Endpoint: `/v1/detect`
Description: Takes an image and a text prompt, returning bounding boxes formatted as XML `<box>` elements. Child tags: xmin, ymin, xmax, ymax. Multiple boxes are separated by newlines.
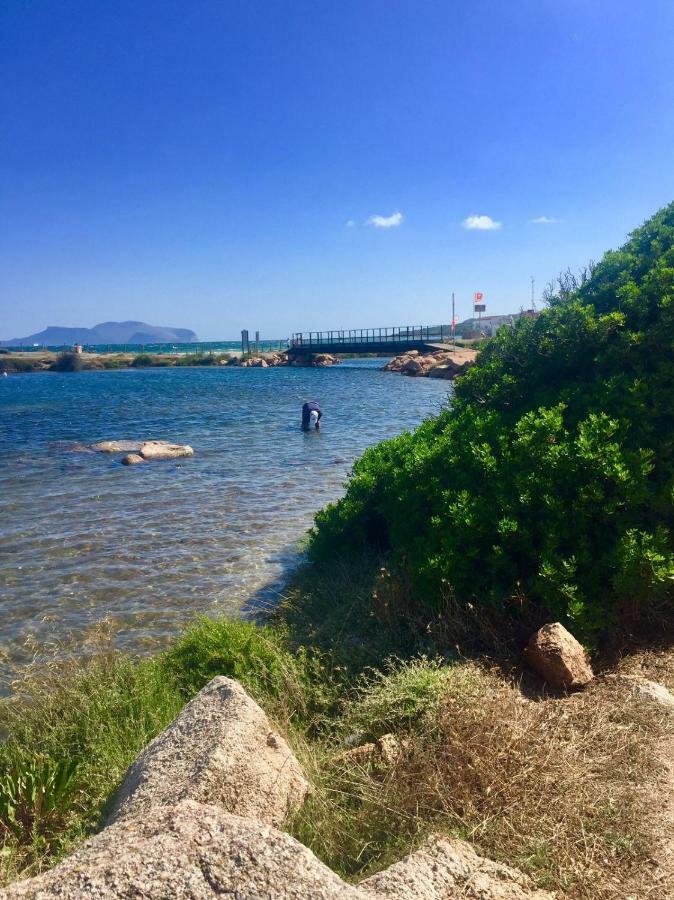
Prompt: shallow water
<box><xmin>0</xmin><ymin>361</ymin><xmax>449</xmax><ymax>688</ymax></box>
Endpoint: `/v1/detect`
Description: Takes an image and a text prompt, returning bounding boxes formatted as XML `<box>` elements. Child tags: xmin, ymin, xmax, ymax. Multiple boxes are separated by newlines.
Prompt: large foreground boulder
<box><xmin>360</xmin><ymin>833</ymin><xmax>553</xmax><ymax>900</ymax></box>
<box><xmin>1</xmin><ymin>801</ymin><xmax>361</xmax><ymax>900</ymax></box>
<box><xmin>2</xmin><ymin>801</ymin><xmax>552</xmax><ymax>900</ymax></box>
<box><xmin>107</xmin><ymin>677</ymin><xmax>309</xmax><ymax>828</ymax></box>
<box><xmin>524</xmin><ymin>623</ymin><xmax>594</xmax><ymax>690</ymax></box>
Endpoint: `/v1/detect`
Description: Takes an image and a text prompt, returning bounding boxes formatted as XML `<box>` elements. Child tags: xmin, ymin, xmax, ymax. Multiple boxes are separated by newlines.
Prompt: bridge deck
<box><xmin>289</xmin><ymin>325</ymin><xmax>453</xmax><ymax>355</ymax></box>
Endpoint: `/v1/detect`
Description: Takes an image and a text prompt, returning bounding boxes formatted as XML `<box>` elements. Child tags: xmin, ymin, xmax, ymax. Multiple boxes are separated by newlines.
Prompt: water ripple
<box><xmin>0</xmin><ymin>361</ymin><xmax>449</xmax><ymax>688</ymax></box>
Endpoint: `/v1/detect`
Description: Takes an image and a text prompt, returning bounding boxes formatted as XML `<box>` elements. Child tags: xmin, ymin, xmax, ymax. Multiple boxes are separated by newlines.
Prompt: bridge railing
<box><xmin>290</xmin><ymin>324</ymin><xmax>449</xmax><ymax>348</ymax></box>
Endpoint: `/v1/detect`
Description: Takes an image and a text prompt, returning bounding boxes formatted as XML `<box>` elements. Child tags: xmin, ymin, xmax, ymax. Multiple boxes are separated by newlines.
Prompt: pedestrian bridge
<box><xmin>289</xmin><ymin>324</ymin><xmax>452</xmax><ymax>357</ymax></box>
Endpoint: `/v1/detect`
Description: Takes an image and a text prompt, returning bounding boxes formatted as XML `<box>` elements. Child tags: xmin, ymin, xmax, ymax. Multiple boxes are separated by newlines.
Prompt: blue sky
<box><xmin>1</xmin><ymin>1</ymin><xmax>673</xmax><ymax>341</ymax></box>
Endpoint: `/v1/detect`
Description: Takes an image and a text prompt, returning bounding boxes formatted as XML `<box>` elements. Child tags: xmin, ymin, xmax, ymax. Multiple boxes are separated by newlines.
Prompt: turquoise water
<box><xmin>0</xmin><ymin>361</ymin><xmax>449</xmax><ymax>689</ymax></box>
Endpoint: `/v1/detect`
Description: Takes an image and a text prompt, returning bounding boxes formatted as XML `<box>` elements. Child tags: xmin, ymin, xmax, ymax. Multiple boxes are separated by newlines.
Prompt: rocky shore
<box><xmin>4</xmin><ymin>619</ymin><xmax>672</xmax><ymax>899</ymax></box>
<box><xmin>0</xmin><ymin>349</ymin><xmax>341</xmax><ymax>374</ymax></box>
<box><xmin>233</xmin><ymin>351</ymin><xmax>340</xmax><ymax>368</ymax></box>
<box><xmin>1</xmin><ymin>677</ymin><xmax>553</xmax><ymax>899</ymax></box>
<box><xmin>383</xmin><ymin>347</ymin><xmax>477</xmax><ymax>379</ymax></box>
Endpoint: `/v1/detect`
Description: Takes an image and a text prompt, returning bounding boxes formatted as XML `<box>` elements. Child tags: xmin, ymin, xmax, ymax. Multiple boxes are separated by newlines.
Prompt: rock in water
<box><xmin>121</xmin><ymin>453</ymin><xmax>145</xmax><ymax>465</ymax></box>
<box><xmin>107</xmin><ymin>677</ymin><xmax>309</xmax><ymax>828</ymax></box>
<box><xmin>91</xmin><ymin>440</ymin><xmax>141</xmax><ymax>453</ymax></box>
<box><xmin>139</xmin><ymin>440</ymin><xmax>194</xmax><ymax>460</ymax></box>
<box><xmin>524</xmin><ymin>622</ymin><xmax>594</xmax><ymax>690</ymax></box>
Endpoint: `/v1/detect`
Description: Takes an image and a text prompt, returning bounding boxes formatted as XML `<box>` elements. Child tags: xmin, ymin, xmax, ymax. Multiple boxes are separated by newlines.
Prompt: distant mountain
<box><xmin>0</xmin><ymin>321</ymin><xmax>199</xmax><ymax>347</ymax></box>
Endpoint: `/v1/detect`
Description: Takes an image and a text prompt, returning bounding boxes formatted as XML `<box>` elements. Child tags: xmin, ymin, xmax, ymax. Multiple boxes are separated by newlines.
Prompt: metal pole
<box><xmin>452</xmin><ymin>292</ymin><xmax>455</xmax><ymax>346</ymax></box>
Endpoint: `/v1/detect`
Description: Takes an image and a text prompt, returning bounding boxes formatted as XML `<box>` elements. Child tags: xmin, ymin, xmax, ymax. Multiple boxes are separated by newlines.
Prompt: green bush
<box><xmin>49</xmin><ymin>352</ymin><xmax>82</xmax><ymax>372</ymax></box>
<box><xmin>173</xmin><ymin>352</ymin><xmax>230</xmax><ymax>366</ymax></box>
<box><xmin>310</xmin><ymin>203</ymin><xmax>674</xmax><ymax>642</ymax></box>
<box><xmin>131</xmin><ymin>353</ymin><xmax>154</xmax><ymax>367</ymax></box>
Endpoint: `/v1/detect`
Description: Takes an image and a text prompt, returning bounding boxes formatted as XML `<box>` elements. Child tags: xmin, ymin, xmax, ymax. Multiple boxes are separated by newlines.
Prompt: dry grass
<box><xmin>613</xmin><ymin>647</ymin><xmax>674</xmax><ymax>694</ymax></box>
<box><xmin>291</xmin><ymin>661</ymin><xmax>670</xmax><ymax>899</ymax></box>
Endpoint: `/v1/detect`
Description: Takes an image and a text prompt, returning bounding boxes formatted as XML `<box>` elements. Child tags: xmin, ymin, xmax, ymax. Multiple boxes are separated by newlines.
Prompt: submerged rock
<box><xmin>90</xmin><ymin>440</ymin><xmax>193</xmax><ymax>460</ymax></box>
<box><xmin>121</xmin><ymin>453</ymin><xmax>145</xmax><ymax>466</ymax></box>
<box><xmin>139</xmin><ymin>440</ymin><xmax>194</xmax><ymax>460</ymax></box>
<box><xmin>91</xmin><ymin>440</ymin><xmax>141</xmax><ymax>453</ymax></box>
<box><xmin>107</xmin><ymin>676</ymin><xmax>309</xmax><ymax>828</ymax></box>
<box><xmin>524</xmin><ymin>623</ymin><xmax>594</xmax><ymax>690</ymax></box>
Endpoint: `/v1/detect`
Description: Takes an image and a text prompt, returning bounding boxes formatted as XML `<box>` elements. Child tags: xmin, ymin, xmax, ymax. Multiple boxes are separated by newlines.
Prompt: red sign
<box><xmin>473</xmin><ymin>292</ymin><xmax>483</xmax><ymax>302</ymax></box>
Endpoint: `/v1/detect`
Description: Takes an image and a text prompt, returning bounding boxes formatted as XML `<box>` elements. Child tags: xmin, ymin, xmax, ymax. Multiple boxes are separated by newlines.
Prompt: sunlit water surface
<box><xmin>0</xmin><ymin>361</ymin><xmax>449</xmax><ymax>689</ymax></box>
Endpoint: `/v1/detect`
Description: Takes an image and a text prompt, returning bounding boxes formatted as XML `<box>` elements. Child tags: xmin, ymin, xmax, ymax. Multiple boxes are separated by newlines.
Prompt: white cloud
<box><xmin>530</xmin><ymin>215</ymin><xmax>561</xmax><ymax>224</ymax></box>
<box><xmin>365</xmin><ymin>210</ymin><xmax>403</xmax><ymax>229</ymax></box>
<box><xmin>462</xmin><ymin>214</ymin><xmax>502</xmax><ymax>231</ymax></box>
<box><xmin>345</xmin><ymin>219</ymin><xmax>356</xmax><ymax>228</ymax></box>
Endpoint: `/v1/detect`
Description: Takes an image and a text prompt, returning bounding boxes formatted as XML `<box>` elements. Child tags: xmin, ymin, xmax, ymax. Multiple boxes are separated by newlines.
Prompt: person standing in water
<box><xmin>302</xmin><ymin>400</ymin><xmax>322</xmax><ymax>431</ymax></box>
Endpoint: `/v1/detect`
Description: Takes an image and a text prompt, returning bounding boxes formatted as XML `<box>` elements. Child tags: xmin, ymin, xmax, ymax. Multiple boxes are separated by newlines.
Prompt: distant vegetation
<box><xmin>0</xmin><ymin>357</ymin><xmax>38</xmax><ymax>374</ymax></box>
<box><xmin>131</xmin><ymin>351</ymin><xmax>231</xmax><ymax>367</ymax></box>
<box><xmin>130</xmin><ymin>353</ymin><xmax>170</xmax><ymax>368</ymax></box>
<box><xmin>173</xmin><ymin>352</ymin><xmax>230</xmax><ymax>366</ymax></box>
<box><xmin>49</xmin><ymin>352</ymin><xmax>83</xmax><ymax>373</ymax></box>
<box><xmin>310</xmin><ymin>203</ymin><xmax>674</xmax><ymax>644</ymax></box>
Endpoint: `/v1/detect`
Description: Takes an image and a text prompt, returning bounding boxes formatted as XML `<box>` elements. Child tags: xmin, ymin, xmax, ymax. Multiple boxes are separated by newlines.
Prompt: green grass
<box><xmin>100</xmin><ymin>356</ymin><xmax>129</xmax><ymax>369</ymax></box>
<box><xmin>0</xmin><ymin>615</ymin><xmax>333</xmax><ymax>883</ymax></box>
<box><xmin>0</xmin><ymin>654</ymin><xmax>182</xmax><ymax>881</ymax></box>
<box><xmin>338</xmin><ymin>657</ymin><xmax>477</xmax><ymax>741</ymax></box>
<box><xmin>162</xmin><ymin>616</ymin><xmax>333</xmax><ymax>729</ymax></box>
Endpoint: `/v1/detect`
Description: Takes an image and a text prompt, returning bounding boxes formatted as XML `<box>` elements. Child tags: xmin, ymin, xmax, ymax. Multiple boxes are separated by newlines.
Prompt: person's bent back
<box><xmin>302</xmin><ymin>401</ymin><xmax>322</xmax><ymax>430</ymax></box>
